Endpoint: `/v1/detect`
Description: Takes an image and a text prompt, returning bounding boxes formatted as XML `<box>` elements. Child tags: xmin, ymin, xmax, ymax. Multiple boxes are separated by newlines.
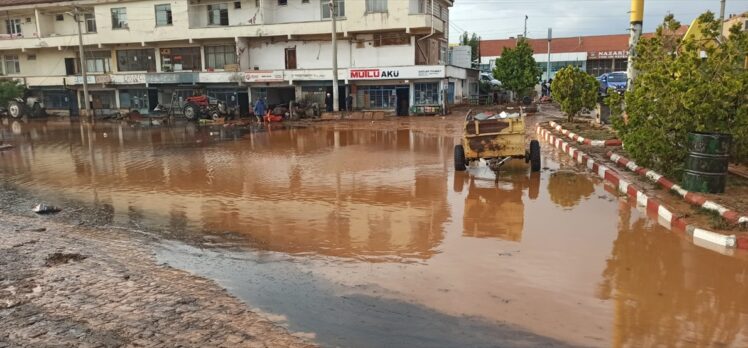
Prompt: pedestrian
<box><xmin>492</xmin><ymin>90</ymin><xmax>499</xmax><ymax>105</ymax></box>
<box><xmin>345</xmin><ymin>93</ymin><xmax>353</xmax><ymax>112</ymax></box>
<box><xmin>325</xmin><ymin>92</ymin><xmax>333</xmax><ymax>112</ymax></box>
<box><xmin>541</xmin><ymin>80</ymin><xmax>548</xmax><ymax>97</ymax></box>
<box><xmin>547</xmin><ymin>78</ymin><xmax>553</xmax><ymax>96</ymax></box>
<box><xmin>253</xmin><ymin>97</ymin><xmax>266</xmax><ymax>123</ymax></box>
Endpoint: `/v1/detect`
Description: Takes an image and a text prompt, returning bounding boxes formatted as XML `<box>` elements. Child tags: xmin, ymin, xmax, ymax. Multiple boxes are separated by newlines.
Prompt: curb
<box><xmin>606</xmin><ymin>151</ymin><xmax>748</xmax><ymax>226</ymax></box>
<box><xmin>548</xmin><ymin>120</ymin><xmax>622</xmax><ymax>147</ymax></box>
<box><xmin>536</xmin><ymin>124</ymin><xmax>741</xmax><ymax>250</ymax></box>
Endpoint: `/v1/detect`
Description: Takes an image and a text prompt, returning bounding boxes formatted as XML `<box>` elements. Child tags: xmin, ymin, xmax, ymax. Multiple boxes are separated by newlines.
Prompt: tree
<box><xmin>608</xmin><ymin>12</ymin><xmax>748</xmax><ymax>176</ymax></box>
<box><xmin>551</xmin><ymin>66</ymin><xmax>599</xmax><ymax>122</ymax></box>
<box><xmin>493</xmin><ymin>38</ymin><xmax>541</xmax><ymax>100</ymax></box>
<box><xmin>0</xmin><ymin>79</ymin><xmax>24</xmax><ymax>108</ymax></box>
<box><xmin>459</xmin><ymin>32</ymin><xmax>481</xmax><ymax>64</ymax></box>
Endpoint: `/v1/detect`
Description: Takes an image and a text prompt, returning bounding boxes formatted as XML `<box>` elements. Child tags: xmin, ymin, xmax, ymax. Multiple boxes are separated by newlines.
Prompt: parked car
<box><xmin>597</xmin><ymin>72</ymin><xmax>627</xmax><ymax>96</ymax></box>
<box><xmin>480</xmin><ymin>73</ymin><xmax>501</xmax><ymax>87</ymax></box>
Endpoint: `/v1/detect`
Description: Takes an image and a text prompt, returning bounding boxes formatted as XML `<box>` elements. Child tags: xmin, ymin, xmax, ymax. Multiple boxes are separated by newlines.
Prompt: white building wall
<box><xmin>49</xmin><ymin>13</ymin><xmax>81</xmax><ymax>37</ymax></box>
<box><xmin>262</xmin><ymin>0</ymin><xmax>321</xmax><ymax>23</ymax></box>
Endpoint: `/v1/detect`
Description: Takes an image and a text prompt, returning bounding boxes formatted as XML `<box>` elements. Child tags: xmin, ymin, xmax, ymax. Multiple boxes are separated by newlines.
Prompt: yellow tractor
<box><xmin>454</xmin><ymin>108</ymin><xmax>540</xmax><ymax>172</ymax></box>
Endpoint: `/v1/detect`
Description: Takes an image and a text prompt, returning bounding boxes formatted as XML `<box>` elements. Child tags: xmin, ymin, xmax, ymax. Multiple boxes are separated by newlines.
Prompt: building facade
<box><xmin>0</xmin><ymin>0</ymin><xmax>477</xmax><ymax>116</ymax></box>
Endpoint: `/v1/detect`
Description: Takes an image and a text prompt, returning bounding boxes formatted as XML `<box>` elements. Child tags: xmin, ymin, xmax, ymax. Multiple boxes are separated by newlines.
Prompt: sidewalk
<box><xmin>0</xmin><ymin>213</ymin><xmax>315</xmax><ymax>348</ymax></box>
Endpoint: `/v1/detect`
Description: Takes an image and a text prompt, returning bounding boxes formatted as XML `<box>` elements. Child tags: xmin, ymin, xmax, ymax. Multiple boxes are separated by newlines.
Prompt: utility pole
<box><xmin>523</xmin><ymin>15</ymin><xmax>528</xmax><ymax>38</ymax></box>
<box><xmin>626</xmin><ymin>0</ymin><xmax>644</xmax><ymax>92</ymax></box>
<box><xmin>330</xmin><ymin>0</ymin><xmax>339</xmax><ymax>112</ymax></box>
<box><xmin>547</xmin><ymin>28</ymin><xmax>552</xmax><ymax>81</ymax></box>
<box><xmin>719</xmin><ymin>0</ymin><xmax>726</xmax><ymax>39</ymax></box>
<box><xmin>72</xmin><ymin>7</ymin><xmax>91</xmax><ymax>120</ymax></box>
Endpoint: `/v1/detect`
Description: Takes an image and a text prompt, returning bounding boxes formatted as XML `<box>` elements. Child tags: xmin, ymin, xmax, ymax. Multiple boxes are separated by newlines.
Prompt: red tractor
<box><xmin>182</xmin><ymin>95</ymin><xmax>229</xmax><ymax>121</ymax></box>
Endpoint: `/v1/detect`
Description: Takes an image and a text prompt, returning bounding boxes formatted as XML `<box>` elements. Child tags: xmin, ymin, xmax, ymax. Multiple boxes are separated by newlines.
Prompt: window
<box><xmin>278</xmin><ymin>0</ymin><xmax>287</xmax><ymax>5</ymax></box>
<box><xmin>119</xmin><ymin>89</ymin><xmax>150</xmax><ymax>111</ymax></box>
<box><xmin>366</xmin><ymin>0</ymin><xmax>387</xmax><ymax>13</ymax></box>
<box><xmin>56</xmin><ymin>14</ymin><xmax>64</xmax><ymax>21</ymax></box>
<box><xmin>251</xmin><ymin>87</ymin><xmax>267</xmax><ymax>103</ymax></box>
<box><xmin>414</xmin><ymin>82</ymin><xmax>438</xmax><ymax>105</ymax></box>
<box><xmin>205</xmin><ymin>45</ymin><xmax>236</xmax><ymax>70</ymax></box>
<box><xmin>302</xmin><ymin>0</ymin><xmax>309</xmax><ymax>3</ymax></box>
<box><xmin>85</xmin><ymin>51</ymin><xmax>112</xmax><ymax>73</ymax></box>
<box><xmin>410</xmin><ymin>0</ymin><xmax>426</xmax><ymax>14</ymax></box>
<box><xmin>91</xmin><ymin>91</ymin><xmax>116</xmax><ymax>110</ymax></box>
<box><xmin>207</xmin><ymin>4</ymin><xmax>229</xmax><ymax>26</ymax></box>
<box><xmin>155</xmin><ymin>4</ymin><xmax>172</xmax><ymax>26</ymax></box>
<box><xmin>234</xmin><ymin>1</ymin><xmax>242</xmax><ymax>9</ymax></box>
<box><xmin>111</xmin><ymin>8</ymin><xmax>128</xmax><ymax>29</ymax></box>
<box><xmin>207</xmin><ymin>89</ymin><xmax>239</xmax><ymax>108</ymax></box>
<box><xmin>116</xmin><ymin>49</ymin><xmax>156</xmax><ymax>72</ymax></box>
<box><xmin>27</xmin><ymin>54</ymin><xmax>36</xmax><ymax>61</ymax></box>
<box><xmin>85</xmin><ymin>13</ymin><xmax>97</xmax><ymax>32</ymax></box>
<box><xmin>613</xmin><ymin>59</ymin><xmax>627</xmax><ymax>72</ymax></box>
<box><xmin>160</xmin><ymin>47</ymin><xmax>201</xmax><ymax>72</ymax></box>
<box><xmin>373</xmin><ymin>33</ymin><xmax>409</xmax><ymax>46</ymax></box>
<box><xmin>4</xmin><ymin>55</ymin><xmax>20</xmax><ymax>74</ymax></box>
<box><xmin>5</xmin><ymin>19</ymin><xmax>21</xmax><ymax>35</ymax></box>
<box><xmin>285</xmin><ymin>48</ymin><xmax>296</xmax><ymax>69</ymax></box>
<box><xmin>321</xmin><ymin>0</ymin><xmax>345</xmax><ymax>19</ymax></box>
<box><xmin>42</xmin><ymin>91</ymin><xmax>71</xmax><ymax>109</ymax></box>
<box><xmin>357</xmin><ymin>86</ymin><xmax>396</xmax><ymax>109</ymax></box>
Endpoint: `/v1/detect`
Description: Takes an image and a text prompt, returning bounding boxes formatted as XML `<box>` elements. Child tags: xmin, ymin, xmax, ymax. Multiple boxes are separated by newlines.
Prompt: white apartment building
<box><xmin>0</xmin><ymin>0</ymin><xmax>477</xmax><ymax>116</ymax></box>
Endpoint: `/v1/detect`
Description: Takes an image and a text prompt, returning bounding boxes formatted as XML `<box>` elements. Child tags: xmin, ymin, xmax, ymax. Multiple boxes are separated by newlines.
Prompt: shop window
<box><xmin>301</xmin><ymin>87</ymin><xmax>326</xmax><ymax>105</ymax></box>
<box><xmin>5</xmin><ymin>19</ymin><xmax>21</xmax><ymax>35</ymax></box>
<box><xmin>614</xmin><ymin>59</ymin><xmax>627</xmax><ymax>72</ymax></box>
<box><xmin>285</xmin><ymin>48</ymin><xmax>296</xmax><ymax>69</ymax></box>
<box><xmin>366</xmin><ymin>0</ymin><xmax>387</xmax><ymax>13</ymax></box>
<box><xmin>321</xmin><ymin>0</ymin><xmax>345</xmax><ymax>19</ymax></box>
<box><xmin>4</xmin><ymin>55</ymin><xmax>20</xmax><ymax>75</ymax></box>
<box><xmin>357</xmin><ymin>86</ymin><xmax>396</xmax><ymax>109</ymax></box>
<box><xmin>119</xmin><ymin>89</ymin><xmax>150</xmax><ymax>111</ymax></box>
<box><xmin>208</xmin><ymin>4</ymin><xmax>229</xmax><ymax>26</ymax></box>
<box><xmin>116</xmin><ymin>49</ymin><xmax>156</xmax><ymax>72</ymax></box>
<box><xmin>251</xmin><ymin>88</ymin><xmax>267</xmax><ymax>102</ymax></box>
<box><xmin>111</xmin><ymin>8</ymin><xmax>128</xmax><ymax>29</ymax></box>
<box><xmin>155</xmin><ymin>4</ymin><xmax>173</xmax><ymax>26</ymax></box>
<box><xmin>85</xmin><ymin>13</ymin><xmax>96</xmax><ymax>32</ymax></box>
<box><xmin>205</xmin><ymin>45</ymin><xmax>236</xmax><ymax>70</ymax></box>
<box><xmin>85</xmin><ymin>51</ymin><xmax>112</xmax><ymax>73</ymax></box>
<box><xmin>161</xmin><ymin>47</ymin><xmax>201</xmax><ymax>72</ymax></box>
<box><xmin>42</xmin><ymin>91</ymin><xmax>70</xmax><ymax>109</ymax></box>
<box><xmin>91</xmin><ymin>91</ymin><xmax>116</xmax><ymax>109</ymax></box>
<box><xmin>414</xmin><ymin>82</ymin><xmax>438</xmax><ymax>105</ymax></box>
<box><xmin>207</xmin><ymin>89</ymin><xmax>238</xmax><ymax>108</ymax></box>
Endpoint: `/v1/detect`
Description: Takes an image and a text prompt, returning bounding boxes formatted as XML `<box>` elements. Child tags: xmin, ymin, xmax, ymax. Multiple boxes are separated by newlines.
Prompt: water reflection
<box><xmin>598</xmin><ymin>202</ymin><xmax>748</xmax><ymax>347</ymax></box>
<box><xmin>547</xmin><ymin>171</ymin><xmax>595</xmax><ymax>209</ymax></box>
<box><xmin>458</xmin><ymin>170</ymin><xmax>540</xmax><ymax>241</ymax></box>
<box><xmin>0</xmin><ymin>120</ymin><xmax>453</xmax><ymax>261</ymax></box>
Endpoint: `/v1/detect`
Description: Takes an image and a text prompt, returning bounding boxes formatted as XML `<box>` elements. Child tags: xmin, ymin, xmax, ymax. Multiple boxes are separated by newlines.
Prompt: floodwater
<box><xmin>1</xmin><ymin>117</ymin><xmax>747</xmax><ymax>347</ymax></box>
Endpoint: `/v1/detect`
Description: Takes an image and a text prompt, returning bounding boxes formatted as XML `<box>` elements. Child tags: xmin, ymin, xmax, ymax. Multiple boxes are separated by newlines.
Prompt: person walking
<box><xmin>345</xmin><ymin>93</ymin><xmax>353</xmax><ymax>112</ymax></box>
<box><xmin>325</xmin><ymin>92</ymin><xmax>333</xmax><ymax>112</ymax></box>
<box><xmin>253</xmin><ymin>97</ymin><xmax>266</xmax><ymax>123</ymax></box>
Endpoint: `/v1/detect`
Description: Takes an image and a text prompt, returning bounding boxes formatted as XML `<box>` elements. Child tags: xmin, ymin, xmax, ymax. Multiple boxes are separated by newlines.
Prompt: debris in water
<box><xmin>33</xmin><ymin>204</ymin><xmax>61</xmax><ymax>214</ymax></box>
<box><xmin>0</xmin><ymin>144</ymin><xmax>13</xmax><ymax>151</ymax></box>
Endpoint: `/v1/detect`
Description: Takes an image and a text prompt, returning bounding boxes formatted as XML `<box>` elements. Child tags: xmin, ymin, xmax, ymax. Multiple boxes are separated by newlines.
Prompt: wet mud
<box><xmin>1</xmin><ymin>117</ymin><xmax>747</xmax><ymax>347</ymax></box>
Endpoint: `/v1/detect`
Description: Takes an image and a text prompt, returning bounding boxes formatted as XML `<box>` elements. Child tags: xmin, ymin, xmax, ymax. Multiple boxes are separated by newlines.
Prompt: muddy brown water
<box><xmin>1</xmin><ymin>118</ymin><xmax>747</xmax><ymax>347</ymax></box>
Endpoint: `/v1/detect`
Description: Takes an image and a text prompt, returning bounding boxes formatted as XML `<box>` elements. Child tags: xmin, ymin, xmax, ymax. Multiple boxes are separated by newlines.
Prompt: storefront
<box><xmin>586</xmin><ymin>50</ymin><xmax>628</xmax><ymax>77</ymax></box>
<box><xmin>348</xmin><ymin>66</ymin><xmax>446</xmax><ymax>116</ymax></box>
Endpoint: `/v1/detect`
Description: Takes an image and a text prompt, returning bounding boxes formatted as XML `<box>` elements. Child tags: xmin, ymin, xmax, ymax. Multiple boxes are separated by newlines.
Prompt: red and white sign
<box><xmin>349</xmin><ymin>66</ymin><xmax>445</xmax><ymax>80</ymax></box>
<box><xmin>244</xmin><ymin>70</ymin><xmax>284</xmax><ymax>82</ymax></box>
<box><xmin>588</xmin><ymin>50</ymin><xmax>628</xmax><ymax>59</ymax></box>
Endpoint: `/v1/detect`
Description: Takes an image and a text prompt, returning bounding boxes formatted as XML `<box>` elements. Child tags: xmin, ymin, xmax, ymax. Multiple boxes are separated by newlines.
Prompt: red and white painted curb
<box><xmin>536</xmin><ymin>124</ymin><xmax>743</xmax><ymax>250</ymax></box>
<box><xmin>548</xmin><ymin>120</ymin><xmax>622</xmax><ymax>147</ymax></box>
<box><xmin>607</xmin><ymin>151</ymin><xmax>748</xmax><ymax>226</ymax></box>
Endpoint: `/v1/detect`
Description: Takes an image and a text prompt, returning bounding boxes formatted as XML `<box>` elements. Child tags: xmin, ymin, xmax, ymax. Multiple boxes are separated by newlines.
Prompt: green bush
<box><xmin>551</xmin><ymin>66</ymin><xmax>599</xmax><ymax>122</ymax></box>
<box><xmin>608</xmin><ymin>13</ymin><xmax>748</xmax><ymax>177</ymax></box>
<box><xmin>0</xmin><ymin>79</ymin><xmax>24</xmax><ymax>108</ymax></box>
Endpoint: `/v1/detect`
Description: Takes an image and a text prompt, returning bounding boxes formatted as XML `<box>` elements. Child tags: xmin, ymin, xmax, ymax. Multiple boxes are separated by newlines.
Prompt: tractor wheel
<box><xmin>8</xmin><ymin>101</ymin><xmax>24</xmax><ymax>119</ymax></box>
<box><xmin>529</xmin><ymin>140</ymin><xmax>541</xmax><ymax>172</ymax></box>
<box><xmin>210</xmin><ymin>111</ymin><xmax>221</xmax><ymax>120</ymax></box>
<box><xmin>454</xmin><ymin>144</ymin><xmax>466</xmax><ymax>171</ymax></box>
<box><xmin>183</xmin><ymin>104</ymin><xmax>199</xmax><ymax>120</ymax></box>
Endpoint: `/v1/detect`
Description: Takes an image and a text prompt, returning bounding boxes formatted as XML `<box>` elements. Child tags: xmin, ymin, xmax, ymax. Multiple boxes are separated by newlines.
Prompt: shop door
<box><xmin>237</xmin><ymin>92</ymin><xmax>249</xmax><ymax>116</ymax></box>
<box><xmin>447</xmin><ymin>82</ymin><xmax>455</xmax><ymax>104</ymax></box>
<box><xmin>68</xmin><ymin>90</ymin><xmax>79</xmax><ymax>116</ymax></box>
<box><xmin>396</xmin><ymin>88</ymin><xmax>410</xmax><ymax>116</ymax></box>
<box><xmin>148</xmin><ymin>89</ymin><xmax>159</xmax><ymax>113</ymax></box>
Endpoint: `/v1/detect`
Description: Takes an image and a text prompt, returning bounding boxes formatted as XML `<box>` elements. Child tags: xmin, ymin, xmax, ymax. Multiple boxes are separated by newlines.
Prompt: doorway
<box><xmin>237</xmin><ymin>92</ymin><xmax>249</xmax><ymax>116</ymax></box>
<box><xmin>396</xmin><ymin>87</ymin><xmax>410</xmax><ymax>116</ymax></box>
<box><xmin>285</xmin><ymin>48</ymin><xmax>297</xmax><ymax>69</ymax></box>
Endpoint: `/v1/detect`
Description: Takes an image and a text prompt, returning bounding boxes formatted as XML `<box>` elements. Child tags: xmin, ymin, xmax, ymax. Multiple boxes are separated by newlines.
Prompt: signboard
<box><xmin>588</xmin><ymin>50</ymin><xmax>628</xmax><ymax>59</ymax></box>
<box><xmin>244</xmin><ymin>70</ymin><xmax>284</xmax><ymax>82</ymax></box>
<box><xmin>348</xmin><ymin>66</ymin><xmax>445</xmax><ymax>80</ymax></box>
<box><xmin>111</xmin><ymin>74</ymin><xmax>146</xmax><ymax>84</ymax></box>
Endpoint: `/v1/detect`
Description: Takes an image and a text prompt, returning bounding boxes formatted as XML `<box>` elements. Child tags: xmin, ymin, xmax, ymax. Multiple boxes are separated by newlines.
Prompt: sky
<box><xmin>449</xmin><ymin>0</ymin><xmax>748</xmax><ymax>42</ymax></box>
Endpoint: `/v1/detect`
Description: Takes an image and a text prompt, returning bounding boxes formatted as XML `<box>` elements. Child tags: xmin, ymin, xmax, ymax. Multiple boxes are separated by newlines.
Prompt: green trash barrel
<box><xmin>682</xmin><ymin>132</ymin><xmax>731</xmax><ymax>194</ymax></box>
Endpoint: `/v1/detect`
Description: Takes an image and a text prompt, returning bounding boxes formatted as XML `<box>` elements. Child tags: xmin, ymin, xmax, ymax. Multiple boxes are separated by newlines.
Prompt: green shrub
<box><xmin>551</xmin><ymin>66</ymin><xmax>599</xmax><ymax>122</ymax></box>
<box><xmin>0</xmin><ymin>79</ymin><xmax>24</xmax><ymax>108</ymax></box>
<box><xmin>493</xmin><ymin>38</ymin><xmax>541</xmax><ymax>100</ymax></box>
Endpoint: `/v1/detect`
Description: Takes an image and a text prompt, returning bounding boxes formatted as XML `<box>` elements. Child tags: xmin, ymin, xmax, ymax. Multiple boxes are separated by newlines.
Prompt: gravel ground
<box><xmin>0</xmin><ymin>212</ymin><xmax>316</xmax><ymax>348</ymax></box>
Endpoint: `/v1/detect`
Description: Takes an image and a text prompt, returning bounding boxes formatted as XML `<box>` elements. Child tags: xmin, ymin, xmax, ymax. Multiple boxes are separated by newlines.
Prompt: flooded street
<box><xmin>1</xmin><ymin>118</ymin><xmax>747</xmax><ymax>347</ymax></box>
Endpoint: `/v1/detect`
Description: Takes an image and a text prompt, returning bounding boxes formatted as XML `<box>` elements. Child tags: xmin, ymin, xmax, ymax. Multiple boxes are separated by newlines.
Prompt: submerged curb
<box><xmin>606</xmin><ymin>151</ymin><xmax>748</xmax><ymax>226</ymax></box>
<box><xmin>536</xmin><ymin>124</ymin><xmax>742</xmax><ymax>250</ymax></box>
<box><xmin>548</xmin><ymin>120</ymin><xmax>622</xmax><ymax>147</ymax></box>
